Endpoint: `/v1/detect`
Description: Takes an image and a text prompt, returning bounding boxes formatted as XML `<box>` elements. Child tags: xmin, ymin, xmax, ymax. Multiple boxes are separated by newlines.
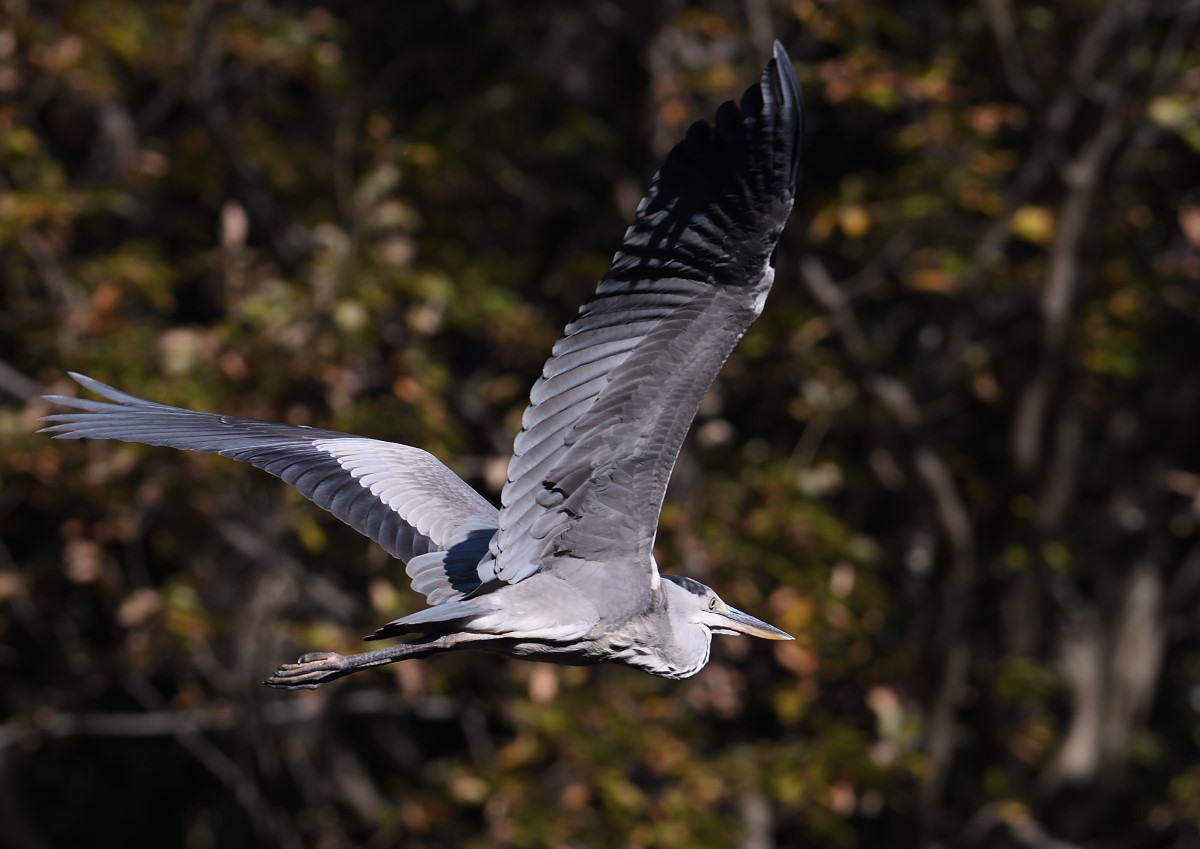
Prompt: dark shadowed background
<box><xmin>3</xmin><ymin>2</ymin><xmax>1200</xmax><ymax>847</ymax></box>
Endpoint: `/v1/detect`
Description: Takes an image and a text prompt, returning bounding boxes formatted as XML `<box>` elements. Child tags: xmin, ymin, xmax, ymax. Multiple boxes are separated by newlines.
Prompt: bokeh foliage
<box><xmin>2</xmin><ymin>1</ymin><xmax>1200</xmax><ymax>848</ymax></box>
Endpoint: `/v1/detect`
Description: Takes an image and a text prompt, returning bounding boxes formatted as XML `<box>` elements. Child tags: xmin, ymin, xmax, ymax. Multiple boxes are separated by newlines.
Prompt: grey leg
<box><xmin>263</xmin><ymin>633</ymin><xmax>486</xmax><ymax>690</ymax></box>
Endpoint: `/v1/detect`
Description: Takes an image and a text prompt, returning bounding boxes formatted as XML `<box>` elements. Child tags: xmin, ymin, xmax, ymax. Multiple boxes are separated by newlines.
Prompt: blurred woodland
<box><xmin>3</xmin><ymin>1</ymin><xmax>1200</xmax><ymax>847</ymax></box>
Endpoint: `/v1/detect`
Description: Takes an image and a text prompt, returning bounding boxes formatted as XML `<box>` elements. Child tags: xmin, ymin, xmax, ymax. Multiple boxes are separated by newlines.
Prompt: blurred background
<box><xmin>2</xmin><ymin>1</ymin><xmax>1200</xmax><ymax>847</ymax></box>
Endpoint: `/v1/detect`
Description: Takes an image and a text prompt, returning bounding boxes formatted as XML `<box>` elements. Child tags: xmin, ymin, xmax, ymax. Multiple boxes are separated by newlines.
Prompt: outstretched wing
<box><xmin>486</xmin><ymin>42</ymin><xmax>804</xmax><ymax>615</ymax></box>
<box><xmin>41</xmin><ymin>373</ymin><xmax>498</xmax><ymax>603</ymax></box>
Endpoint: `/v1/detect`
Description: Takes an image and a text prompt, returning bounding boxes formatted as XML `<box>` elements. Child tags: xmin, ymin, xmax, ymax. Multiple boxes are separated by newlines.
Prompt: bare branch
<box><xmin>800</xmin><ymin>255</ymin><xmax>978</xmax><ymax>827</ymax></box>
<box><xmin>185</xmin><ymin>21</ymin><xmax>314</xmax><ymax>269</ymax></box>
<box><xmin>1115</xmin><ymin>0</ymin><xmax>1200</xmax><ymax>179</ymax></box>
<box><xmin>963</xmin><ymin>801</ymin><xmax>1089</xmax><ymax>849</ymax></box>
<box><xmin>122</xmin><ymin>675</ymin><xmax>307</xmax><ymax>849</ymax></box>
<box><xmin>0</xmin><ymin>690</ymin><xmax>464</xmax><ymax>748</ymax></box>
<box><xmin>0</xmin><ymin>361</ymin><xmax>41</xmax><ymax>402</ymax></box>
<box><xmin>980</xmin><ymin>0</ymin><xmax>1039</xmax><ymax>104</ymax></box>
<box><xmin>1011</xmin><ymin>0</ymin><xmax>1144</xmax><ymax>477</ymax></box>
<box><xmin>799</xmin><ymin>256</ymin><xmax>872</xmax><ymax>364</ymax></box>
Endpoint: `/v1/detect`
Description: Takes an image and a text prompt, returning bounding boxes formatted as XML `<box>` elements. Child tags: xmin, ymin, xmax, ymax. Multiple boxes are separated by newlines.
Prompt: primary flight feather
<box><xmin>42</xmin><ymin>42</ymin><xmax>804</xmax><ymax>688</ymax></box>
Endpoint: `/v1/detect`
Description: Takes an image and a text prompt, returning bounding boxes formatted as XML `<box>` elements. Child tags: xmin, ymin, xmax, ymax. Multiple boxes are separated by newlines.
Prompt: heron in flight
<box><xmin>42</xmin><ymin>42</ymin><xmax>803</xmax><ymax>689</ymax></box>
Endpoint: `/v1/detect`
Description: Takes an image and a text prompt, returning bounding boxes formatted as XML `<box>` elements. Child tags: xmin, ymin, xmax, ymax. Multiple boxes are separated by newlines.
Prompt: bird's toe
<box><xmin>296</xmin><ymin>650</ymin><xmax>343</xmax><ymax>664</ymax></box>
<box><xmin>263</xmin><ymin>651</ymin><xmax>347</xmax><ymax>690</ymax></box>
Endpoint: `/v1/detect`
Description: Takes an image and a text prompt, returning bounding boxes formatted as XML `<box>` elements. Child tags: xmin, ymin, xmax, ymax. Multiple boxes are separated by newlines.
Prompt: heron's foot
<box><xmin>264</xmin><ymin>651</ymin><xmax>348</xmax><ymax>690</ymax></box>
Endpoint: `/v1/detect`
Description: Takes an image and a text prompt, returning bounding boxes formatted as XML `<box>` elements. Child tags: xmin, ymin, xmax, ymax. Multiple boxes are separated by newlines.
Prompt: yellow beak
<box><xmin>713</xmin><ymin>605</ymin><xmax>794</xmax><ymax>640</ymax></box>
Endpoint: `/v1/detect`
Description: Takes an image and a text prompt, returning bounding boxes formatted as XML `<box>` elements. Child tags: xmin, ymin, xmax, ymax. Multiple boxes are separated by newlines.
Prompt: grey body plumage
<box><xmin>42</xmin><ymin>43</ymin><xmax>803</xmax><ymax>689</ymax></box>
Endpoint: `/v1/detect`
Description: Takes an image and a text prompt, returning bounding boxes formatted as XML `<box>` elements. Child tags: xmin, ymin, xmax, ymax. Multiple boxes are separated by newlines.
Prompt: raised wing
<box><xmin>41</xmin><ymin>373</ymin><xmax>498</xmax><ymax>603</ymax></box>
<box><xmin>486</xmin><ymin>42</ymin><xmax>803</xmax><ymax>614</ymax></box>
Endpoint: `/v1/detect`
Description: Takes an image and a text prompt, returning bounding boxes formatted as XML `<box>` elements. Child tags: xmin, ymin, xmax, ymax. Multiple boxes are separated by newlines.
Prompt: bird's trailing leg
<box><xmin>264</xmin><ymin>632</ymin><xmax>486</xmax><ymax>690</ymax></box>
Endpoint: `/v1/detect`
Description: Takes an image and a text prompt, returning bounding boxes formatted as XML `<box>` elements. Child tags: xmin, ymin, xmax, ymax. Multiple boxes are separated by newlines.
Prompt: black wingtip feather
<box><xmin>650</xmin><ymin>41</ymin><xmax>803</xmax><ymax>283</ymax></box>
<box><xmin>767</xmin><ymin>41</ymin><xmax>804</xmax><ymax>187</ymax></box>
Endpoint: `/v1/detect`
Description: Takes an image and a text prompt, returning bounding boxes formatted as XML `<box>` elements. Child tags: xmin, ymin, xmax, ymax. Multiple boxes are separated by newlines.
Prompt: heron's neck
<box><xmin>630</xmin><ymin>577</ymin><xmax>713</xmax><ymax>679</ymax></box>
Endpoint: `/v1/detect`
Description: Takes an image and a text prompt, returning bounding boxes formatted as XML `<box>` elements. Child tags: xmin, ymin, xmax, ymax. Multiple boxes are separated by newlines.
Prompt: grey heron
<box><xmin>42</xmin><ymin>42</ymin><xmax>803</xmax><ymax>689</ymax></box>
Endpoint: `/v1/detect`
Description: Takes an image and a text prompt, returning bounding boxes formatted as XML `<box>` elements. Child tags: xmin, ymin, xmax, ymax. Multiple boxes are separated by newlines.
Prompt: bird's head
<box><xmin>661</xmin><ymin>575</ymin><xmax>793</xmax><ymax>641</ymax></box>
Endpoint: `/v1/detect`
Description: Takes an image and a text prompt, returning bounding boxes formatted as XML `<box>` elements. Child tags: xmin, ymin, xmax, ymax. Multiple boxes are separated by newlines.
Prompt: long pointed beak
<box><xmin>715</xmin><ymin>606</ymin><xmax>794</xmax><ymax>640</ymax></box>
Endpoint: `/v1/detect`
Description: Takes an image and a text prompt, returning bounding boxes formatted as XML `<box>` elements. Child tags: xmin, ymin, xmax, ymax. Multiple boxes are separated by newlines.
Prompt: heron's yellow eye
<box><xmin>708</xmin><ymin>597</ymin><xmax>718</xmax><ymax>610</ymax></box>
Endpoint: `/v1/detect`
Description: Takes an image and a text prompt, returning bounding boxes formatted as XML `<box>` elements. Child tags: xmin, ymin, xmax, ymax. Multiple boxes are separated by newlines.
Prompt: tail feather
<box><xmin>364</xmin><ymin>600</ymin><xmax>485</xmax><ymax>642</ymax></box>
